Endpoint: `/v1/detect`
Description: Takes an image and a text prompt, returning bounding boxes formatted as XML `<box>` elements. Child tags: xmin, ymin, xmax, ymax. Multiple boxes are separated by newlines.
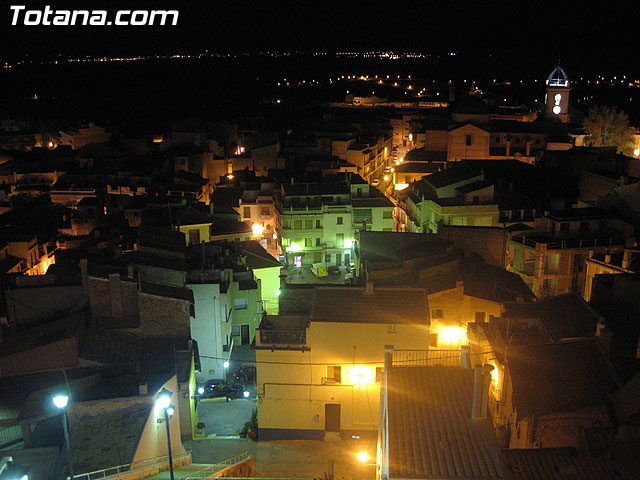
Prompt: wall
<box><xmin>257</xmin><ymin>321</ymin><xmax>431</xmax><ymax>439</ymax></box>
<box><xmin>252</xmin><ymin>266</ymin><xmax>281</xmax><ymax>315</ymax></box>
<box><xmin>447</xmin><ymin>124</ymin><xmax>491</xmax><ymax>161</ymax></box>
<box><xmin>427</xmin><ymin>287</ymin><xmax>502</xmax><ymax>347</ymax></box>
<box><xmin>188</xmin><ymin>283</ymin><xmax>230</xmax><ymax>380</ymax></box>
<box><xmin>437</xmin><ymin>225</ymin><xmax>507</xmax><ymax>268</ymax></box>
<box><xmin>137</xmin><ymin>293</ymin><xmax>191</xmax><ymax>337</ymax></box>
<box><xmin>0</xmin><ymin>337</ymin><xmax>79</xmax><ymax>375</ymax></box>
<box><xmin>6</xmin><ymin>285</ymin><xmax>86</xmax><ymax>327</ymax></box>
<box><xmin>88</xmin><ymin>276</ymin><xmax>139</xmax><ymax>320</ymax></box>
<box><xmin>179</xmin><ymin>224</ymin><xmax>211</xmax><ymax>246</ymax></box>
<box><xmin>133</xmin><ymin>376</ymin><xmax>187</xmax><ymax>465</ymax></box>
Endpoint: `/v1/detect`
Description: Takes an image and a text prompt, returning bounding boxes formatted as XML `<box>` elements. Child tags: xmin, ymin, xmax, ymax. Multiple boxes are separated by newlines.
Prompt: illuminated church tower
<box><xmin>545</xmin><ymin>64</ymin><xmax>571</xmax><ymax>122</ymax></box>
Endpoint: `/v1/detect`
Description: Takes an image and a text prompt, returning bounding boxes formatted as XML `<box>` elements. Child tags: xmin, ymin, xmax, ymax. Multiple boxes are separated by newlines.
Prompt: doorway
<box><xmin>241</xmin><ymin>325</ymin><xmax>250</xmax><ymax>345</ymax></box>
<box><xmin>325</xmin><ymin>404</ymin><xmax>341</xmax><ymax>432</ymax></box>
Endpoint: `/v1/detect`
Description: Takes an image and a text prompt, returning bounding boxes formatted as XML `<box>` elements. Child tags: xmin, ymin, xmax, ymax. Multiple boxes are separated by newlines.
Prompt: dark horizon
<box><xmin>0</xmin><ymin>1</ymin><xmax>636</xmax><ymax>72</ymax></box>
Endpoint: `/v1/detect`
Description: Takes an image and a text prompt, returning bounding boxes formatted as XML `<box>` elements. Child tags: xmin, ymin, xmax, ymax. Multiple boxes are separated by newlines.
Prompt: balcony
<box><xmin>258</xmin><ymin>329</ymin><xmax>306</xmax><ymax>345</ymax></box>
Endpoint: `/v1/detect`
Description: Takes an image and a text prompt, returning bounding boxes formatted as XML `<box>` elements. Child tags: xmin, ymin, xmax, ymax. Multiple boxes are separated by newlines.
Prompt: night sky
<box><xmin>0</xmin><ymin>1</ymin><xmax>637</xmax><ymax>70</ymax></box>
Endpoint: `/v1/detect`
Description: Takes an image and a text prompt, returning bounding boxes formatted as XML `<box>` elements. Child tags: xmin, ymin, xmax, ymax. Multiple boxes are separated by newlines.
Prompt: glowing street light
<box><xmin>155</xmin><ymin>388</ymin><xmax>175</xmax><ymax>480</ymax></box>
<box><xmin>52</xmin><ymin>394</ymin><xmax>73</xmax><ymax>479</ymax></box>
<box><xmin>357</xmin><ymin>451</ymin><xmax>370</xmax><ymax>463</ymax></box>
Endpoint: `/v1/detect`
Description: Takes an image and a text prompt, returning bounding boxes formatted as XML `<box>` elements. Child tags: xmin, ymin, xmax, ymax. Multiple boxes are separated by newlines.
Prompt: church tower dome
<box><xmin>545</xmin><ymin>63</ymin><xmax>571</xmax><ymax>122</ymax></box>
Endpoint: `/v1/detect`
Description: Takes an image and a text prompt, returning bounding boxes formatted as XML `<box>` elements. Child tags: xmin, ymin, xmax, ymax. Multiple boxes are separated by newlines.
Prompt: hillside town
<box><xmin>1</xmin><ymin>60</ymin><xmax>640</xmax><ymax>480</ymax></box>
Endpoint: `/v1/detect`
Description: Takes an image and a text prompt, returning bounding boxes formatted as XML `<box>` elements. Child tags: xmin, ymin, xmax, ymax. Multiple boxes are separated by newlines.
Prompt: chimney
<box><xmin>138</xmin><ymin>382</ymin><xmax>148</xmax><ymax>396</ymax></box>
<box><xmin>622</xmin><ymin>250</ymin><xmax>632</xmax><ymax>270</ymax></box>
<box><xmin>460</xmin><ymin>345</ymin><xmax>471</xmax><ymax>369</ymax></box>
<box><xmin>472</xmin><ymin>364</ymin><xmax>494</xmax><ymax>419</ymax></box>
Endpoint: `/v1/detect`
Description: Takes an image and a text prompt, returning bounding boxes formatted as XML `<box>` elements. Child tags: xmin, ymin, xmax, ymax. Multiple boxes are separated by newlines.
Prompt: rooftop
<box><xmin>506</xmin><ymin>339</ymin><xmax>618</xmax><ymax>417</ymax></box>
<box><xmin>310</xmin><ymin>286</ymin><xmax>429</xmax><ymax>325</ymax></box>
<box><xmin>502</xmin><ymin>294</ymin><xmax>600</xmax><ymax>341</ymax></box>
<box><xmin>387</xmin><ymin>365</ymin><xmax>502</xmax><ymax>479</ymax></box>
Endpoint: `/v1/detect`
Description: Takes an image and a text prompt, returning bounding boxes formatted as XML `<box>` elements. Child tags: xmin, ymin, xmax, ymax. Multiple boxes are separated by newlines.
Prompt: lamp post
<box><xmin>155</xmin><ymin>389</ymin><xmax>175</xmax><ymax>480</ymax></box>
<box><xmin>52</xmin><ymin>395</ymin><xmax>73</xmax><ymax>480</ymax></box>
<box><xmin>223</xmin><ymin>361</ymin><xmax>230</xmax><ymax>381</ymax></box>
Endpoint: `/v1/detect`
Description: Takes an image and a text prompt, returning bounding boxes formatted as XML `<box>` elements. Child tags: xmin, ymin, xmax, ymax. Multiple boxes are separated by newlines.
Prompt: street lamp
<box><xmin>52</xmin><ymin>394</ymin><xmax>73</xmax><ymax>479</ymax></box>
<box><xmin>0</xmin><ymin>456</ymin><xmax>28</xmax><ymax>480</ymax></box>
<box><xmin>155</xmin><ymin>388</ymin><xmax>175</xmax><ymax>480</ymax></box>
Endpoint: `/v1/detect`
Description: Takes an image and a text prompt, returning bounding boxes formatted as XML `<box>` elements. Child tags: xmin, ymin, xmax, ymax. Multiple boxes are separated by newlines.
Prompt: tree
<box><xmin>582</xmin><ymin>105</ymin><xmax>636</xmax><ymax>156</ymax></box>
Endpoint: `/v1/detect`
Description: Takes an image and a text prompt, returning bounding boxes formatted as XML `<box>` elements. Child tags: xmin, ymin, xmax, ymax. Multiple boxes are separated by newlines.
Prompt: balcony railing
<box><xmin>512</xmin><ymin>235</ymin><xmax>621</xmax><ymax>250</ymax></box>
<box><xmin>258</xmin><ymin>329</ymin><xmax>306</xmax><ymax>345</ymax></box>
<box><xmin>392</xmin><ymin>349</ymin><xmax>462</xmax><ymax>367</ymax></box>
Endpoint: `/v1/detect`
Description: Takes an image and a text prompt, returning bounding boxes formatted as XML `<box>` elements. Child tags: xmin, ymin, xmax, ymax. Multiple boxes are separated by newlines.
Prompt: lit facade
<box><xmin>276</xmin><ymin>176</ymin><xmax>394</xmax><ymax>267</ymax></box>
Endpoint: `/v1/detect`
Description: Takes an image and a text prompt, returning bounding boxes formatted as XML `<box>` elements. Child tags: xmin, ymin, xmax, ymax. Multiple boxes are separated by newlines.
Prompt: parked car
<box><xmin>197</xmin><ymin>379</ymin><xmax>246</xmax><ymax>400</ymax></box>
<box><xmin>234</xmin><ymin>366</ymin><xmax>257</xmax><ymax>384</ymax></box>
<box><xmin>328</xmin><ymin>265</ymin><xmax>340</xmax><ymax>275</ymax></box>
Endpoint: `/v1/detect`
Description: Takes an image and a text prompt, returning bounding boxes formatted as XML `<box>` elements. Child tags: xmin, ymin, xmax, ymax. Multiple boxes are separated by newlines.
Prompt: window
<box><xmin>336</xmin><ymin>253</ymin><xmax>342</xmax><ymax>265</ymax></box>
<box><xmin>337</xmin><ymin>217</ymin><xmax>343</xmax><ymax>225</ymax></box>
<box><xmin>316</xmin><ymin>220</ymin><xmax>321</xmax><ymax>229</ymax></box>
<box><xmin>375</xmin><ymin>367</ymin><xmax>383</xmax><ymax>383</ymax></box>
<box><xmin>261</xmin><ymin>208</ymin><xmax>270</xmax><ymax>216</ymax></box>
<box><xmin>326</xmin><ymin>366</ymin><xmax>342</xmax><ymax>383</ymax></box>
<box><xmin>283</xmin><ymin>220</ymin><xmax>290</xmax><ymax>229</ymax></box>
<box><xmin>188</xmin><ymin>229</ymin><xmax>200</xmax><ymax>245</ymax></box>
<box><xmin>495</xmin><ymin>136</ymin><xmax>501</xmax><ymax>144</ymax></box>
<box><xmin>305</xmin><ymin>219</ymin><xmax>313</xmax><ymax>229</ymax></box>
<box><xmin>429</xmin><ymin>333</ymin><xmax>439</xmax><ymax>347</ymax></box>
<box><xmin>465</xmin><ymin>134</ymin><xmax>472</xmax><ymax>146</ymax></box>
<box><xmin>325</xmin><ymin>254</ymin><xmax>331</xmax><ymax>263</ymax></box>
<box><xmin>316</xmin><ymin>237</ymin><xmax>321</xmax><ymax>246</ymax></box>
<box><xmin>559</xmin><ymin>222</ymin><xmax>569</xmax><ymax>235</ymax></box>
<box><xmin>515</xmin><ymin>137</ymin><xmax>521</xmax><ymax>144</ymax></box>
<box><xmin>383</xmin><ymin>210</ymin><xmax>392</xmax><ymax>218</ymax></box>
<box><xmin>387</xmin><ymin>324</ymin><xmax>397</xmax><ymax>333</ymax></box>
<box><xmin>294</xmin><ymin>220</ymin><xmax>302</xmax><ymax>229</ymax></box>
<box><xmin>243</xmin><ymin>207</ymin><xmax>251</xmax><ymax>219</ymax></box>
<box><xmin>431</xmin><ymin>309</ymin><xmax>443</xmax><ymax>319</ymax></box>
<box><xmin>579</xmin><ymin>221</ymin><xmax>589</xmax><ymax>234</ymax></box>
<box><xmin>305</xmin><ymin>238</ymin><xmax>313</xmax><ymax>247</ymax></box>
<box><xmin>234</xmin><ymin>298</ymin><xmax>248</xmax><ymax>310</ymax></box>
<box><xmin>294</xmin><ymin>255</ymin><xmax>302</xmax><ymax>268</ymax></box>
